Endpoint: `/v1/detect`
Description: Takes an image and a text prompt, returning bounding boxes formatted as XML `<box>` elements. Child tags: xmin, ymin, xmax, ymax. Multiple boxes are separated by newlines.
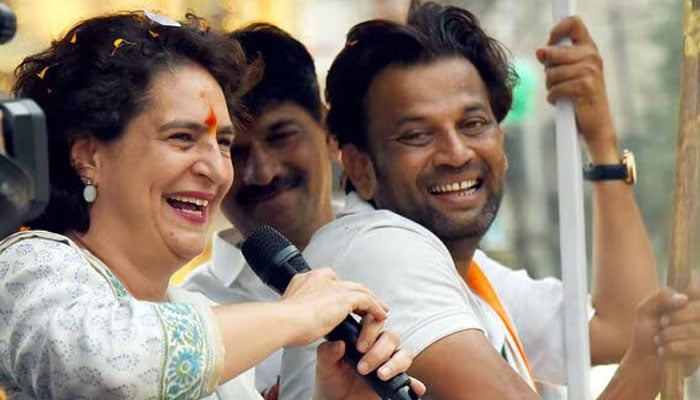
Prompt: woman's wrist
<box><xmin>275</xmin><ymin>299</ymin><xmax>321</xmax><ymax>347</ymax></box>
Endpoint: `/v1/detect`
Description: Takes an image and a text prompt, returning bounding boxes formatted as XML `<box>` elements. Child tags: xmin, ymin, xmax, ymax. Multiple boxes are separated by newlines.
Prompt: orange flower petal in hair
<box><xmin>36</xmin><ymin>66</ymin><xmax>51</xmax><ymax>79</ymax></box>
<box><xmin>110</xmin><ymin>38</ymin><xmax>135</xmax><ymax>57</ymax></box>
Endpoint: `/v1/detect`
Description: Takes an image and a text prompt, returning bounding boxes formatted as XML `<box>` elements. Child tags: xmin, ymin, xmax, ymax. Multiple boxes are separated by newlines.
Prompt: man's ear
<box><xmin>70</xmin><ymin>136</ymin><xmax>100</xmax><ymax>184</ymax></box>
<box><xmin>326</xmin><ymin>135</ymin><xmax>341</xmax><ymax>163</ymax></box>
<box><xmin>341</xmin><ymin>144</ymin><xmax>377</xmax><ymax>201</ymax></box>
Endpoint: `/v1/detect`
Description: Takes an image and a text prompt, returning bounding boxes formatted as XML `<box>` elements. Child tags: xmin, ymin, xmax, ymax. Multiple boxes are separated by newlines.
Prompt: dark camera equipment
<box><xmin>0</xmin><ymin>2</ymin><xmax>16</xmax><ymax>44</ymax></box>
<box><xmin>1</xmin><ymin>2</ymin><xmax>49</xmax><ymax>237</ymax></box>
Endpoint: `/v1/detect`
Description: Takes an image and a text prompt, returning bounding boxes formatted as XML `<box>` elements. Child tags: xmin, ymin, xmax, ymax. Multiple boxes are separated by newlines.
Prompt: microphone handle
<box><xmin>327</xmin><ymin>317</ymin><xmax>421</xmax><ymax>400</ymax></box>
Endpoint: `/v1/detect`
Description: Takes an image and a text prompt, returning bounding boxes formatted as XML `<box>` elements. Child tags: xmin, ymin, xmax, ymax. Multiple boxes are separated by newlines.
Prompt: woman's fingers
<box><xmin>344</xmin><ymin>283</ymin><xmax>388</xmax><ymax>322</ymax></box>
<box><xmin>281</xmin><ymin>268</ymin><xmax>387</xmax><ymax>346</ymax></box>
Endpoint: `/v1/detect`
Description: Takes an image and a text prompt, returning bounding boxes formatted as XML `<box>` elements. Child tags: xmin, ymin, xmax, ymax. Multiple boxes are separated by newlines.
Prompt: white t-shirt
<box><xmin>184</xmin><ymin>194</ymin><xmax>585</xmax><ymax>399</ymax></box>
<box><xmin>280</xmin><ymin>193</ymin><xmax>549</xmax><ymax>400</ymax></box>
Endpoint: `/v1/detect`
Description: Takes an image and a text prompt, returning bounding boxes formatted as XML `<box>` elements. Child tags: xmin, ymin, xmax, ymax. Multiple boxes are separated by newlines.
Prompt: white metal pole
<box><xmin>551</xmin><ymin>1</ymin><xmax>592</xmax><ymax>399</ymax></box>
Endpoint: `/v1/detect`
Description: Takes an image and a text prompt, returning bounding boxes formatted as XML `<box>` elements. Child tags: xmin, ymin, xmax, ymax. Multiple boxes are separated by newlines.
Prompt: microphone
<box><xmin>242</xmin><ymin>225</ymin><xmax>421</xmax><ymax>400</ymax></box>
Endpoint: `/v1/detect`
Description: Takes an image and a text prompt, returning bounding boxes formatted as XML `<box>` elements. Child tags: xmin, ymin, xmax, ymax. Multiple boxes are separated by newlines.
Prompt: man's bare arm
<box><xmin>537</xmin><ymin>16</ymin><xmax>658</xmax><ymax>363</ymax></box>
<box><xmin>410</xmin><ymin>330</ymin><xmax>538</xmax><ymax>400</ymax></box>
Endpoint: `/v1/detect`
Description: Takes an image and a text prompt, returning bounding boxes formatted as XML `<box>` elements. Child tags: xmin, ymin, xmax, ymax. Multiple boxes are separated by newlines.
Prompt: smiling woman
<box><xmin>0</xmin><ymin>10</ymin><xmax>421</xmax><ymax>400</ymax></box>
<box><xmin>69</xmin><ymin>62</ymin><xmax>237</xmax><ymax>291</ymax></box>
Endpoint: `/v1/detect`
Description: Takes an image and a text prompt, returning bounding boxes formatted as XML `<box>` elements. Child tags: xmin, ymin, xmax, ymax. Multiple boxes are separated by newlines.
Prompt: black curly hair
<box><xmin>230</xmin><ymin>23</ymin><xmax>323</xmax><ymax>123</ymax></box>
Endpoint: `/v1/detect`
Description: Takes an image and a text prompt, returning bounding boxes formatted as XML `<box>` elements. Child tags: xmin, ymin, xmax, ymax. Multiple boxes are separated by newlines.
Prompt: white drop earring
<box><xmin>83</xmin><ymin>179</ymin><xmax>97</xmax><ymax>203</ymax></box>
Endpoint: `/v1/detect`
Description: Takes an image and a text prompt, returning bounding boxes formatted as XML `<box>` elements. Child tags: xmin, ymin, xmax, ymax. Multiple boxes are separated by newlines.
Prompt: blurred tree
<box><xmin>630</xmin><ymin>0</ymin><xmax>681</xmax><ymax>274</ymax></box>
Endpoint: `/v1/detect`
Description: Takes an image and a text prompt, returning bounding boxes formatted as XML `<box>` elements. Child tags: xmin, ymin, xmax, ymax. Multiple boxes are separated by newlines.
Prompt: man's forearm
<box><xmin>589</xmin><ymin>179</ymin><xmax>659</xmax><ymax>362</ymax></box>
<box><xmin>596</xmin><ymin>353</ymin><xmax>661</xmax><ymax>400</ymax></box>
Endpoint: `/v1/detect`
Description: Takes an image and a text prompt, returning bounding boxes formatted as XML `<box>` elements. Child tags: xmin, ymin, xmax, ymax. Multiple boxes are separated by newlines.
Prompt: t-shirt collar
<box><xmin>338</xmin><ymin>191</ymin><xmax>374</xmax><ymax>218</ymax></box>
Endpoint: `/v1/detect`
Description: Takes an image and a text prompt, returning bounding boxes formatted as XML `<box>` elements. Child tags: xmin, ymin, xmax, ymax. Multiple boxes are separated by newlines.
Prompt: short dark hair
<box><xmin>230</xmin><ymin>23</ymin><xmax>323</xmax><ymax>122</ymax></box>
<box><xmin>326</xmin><ymin>1</ymin><xmax>516</xmax><ymax>154</ymax></box>
<box><xmin>12</xmin><ymin>11</ymin><xmax>250</xmax><ymax>234</ymax></box>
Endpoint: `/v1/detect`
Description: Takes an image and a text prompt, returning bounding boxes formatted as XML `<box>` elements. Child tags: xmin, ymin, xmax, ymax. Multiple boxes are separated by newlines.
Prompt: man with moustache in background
<box><xmin>181</xmin><ymin>23</ymin><xmax>338</xmax><ymax>399</ymax></box>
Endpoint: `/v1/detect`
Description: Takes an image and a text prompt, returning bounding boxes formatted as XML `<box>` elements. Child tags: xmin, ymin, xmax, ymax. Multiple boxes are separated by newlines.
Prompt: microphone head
<box><xmin>241</xmin><ymin>224</ymin><xmax>294</xmax><ymax>284</ymax></box>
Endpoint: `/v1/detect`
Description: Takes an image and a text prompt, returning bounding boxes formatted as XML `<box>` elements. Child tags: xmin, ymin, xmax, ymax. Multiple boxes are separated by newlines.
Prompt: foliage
<box><xmin>631</xmin><ymin>1</ymin><xmax>682</xmax><ymax>272</ymax></box>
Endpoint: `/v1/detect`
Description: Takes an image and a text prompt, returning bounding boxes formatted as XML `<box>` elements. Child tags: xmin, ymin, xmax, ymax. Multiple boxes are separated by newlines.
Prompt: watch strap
<box><xmin>583</xmin><ymin>163</ymin><xmax>628</xmax><ymax>181</ymax></box>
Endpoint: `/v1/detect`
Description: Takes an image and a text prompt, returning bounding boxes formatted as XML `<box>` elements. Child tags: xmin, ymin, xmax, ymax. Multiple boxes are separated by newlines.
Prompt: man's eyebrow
<box><xmin>267</xmin><ymin>118</ymin><xmax>300</xmax><ymax>132</ymax></box>
<box><xmin>462</xmin><ymin>103</ymin><xmax>490</xmax><ymax>113</ymax></box>
<box><xmin>394</xmin><ymin>115</ymin><xmax>426</xmax><ymax>128</ymax></box>
<box><xmin>158</xmin><ymin>120</ymin><xmax>235</xmax><ymax>135</ymax></box>
<box><xmin>394</xmin><ymin>103</ymin><xmax>490</xmax><ymax>127</ymax></box>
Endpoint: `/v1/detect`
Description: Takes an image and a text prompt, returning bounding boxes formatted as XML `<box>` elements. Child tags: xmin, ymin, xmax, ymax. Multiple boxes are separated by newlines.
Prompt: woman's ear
<box><xmin>70</xmin><ymin>136</ymin><xmax>100</xmax><ymax>183</ymax></box>
<box><xmin>341</xmin><ymin>144</ymin><xmax>377</xmax><ymax>201</ymax></box>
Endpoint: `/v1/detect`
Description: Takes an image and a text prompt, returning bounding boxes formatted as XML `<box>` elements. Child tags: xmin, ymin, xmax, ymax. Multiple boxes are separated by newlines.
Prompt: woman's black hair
<box><xmin>12</xmin><ymin>11</ymin><xmax>251</xmax><ymax>233</ymax></box>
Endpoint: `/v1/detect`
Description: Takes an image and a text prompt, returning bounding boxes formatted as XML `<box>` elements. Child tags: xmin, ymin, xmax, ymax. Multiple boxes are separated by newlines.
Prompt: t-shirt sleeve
<box><xmin>330</xmin><ymin>224</ymin><xmax>484</xmax><ymax>355</ymax></box>
<box><xmin>0</xmin><ymin>236</ymin><xmax>221</xmax><ymax>399</ymax></box>
<box><xmin>279</xmin><ymin>222</ymin><xmax>485</xmax><ymax>400</ymax></box>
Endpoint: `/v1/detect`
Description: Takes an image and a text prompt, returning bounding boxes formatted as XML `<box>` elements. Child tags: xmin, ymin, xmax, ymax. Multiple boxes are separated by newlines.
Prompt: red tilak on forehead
<box><xmin>204</xmin><ymin>106</ymin><xmax>217</xmax><ymax>134</ymax></box>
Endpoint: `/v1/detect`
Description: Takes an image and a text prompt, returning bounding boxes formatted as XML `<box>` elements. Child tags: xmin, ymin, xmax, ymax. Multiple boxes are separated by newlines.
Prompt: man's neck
<box><xmin>292</xmin><ymin>220</ymin><xmax>332</xmax><ymax>250</ymax></box>
<box><xmin>291</xmin><ymin>204</ymin><xmax>335</xmax><ymax>250</ymax></box>
<box><xmin>444</xmin><ymin>236</ymin><xmax>480</xmax><ymax>277</ymax></box>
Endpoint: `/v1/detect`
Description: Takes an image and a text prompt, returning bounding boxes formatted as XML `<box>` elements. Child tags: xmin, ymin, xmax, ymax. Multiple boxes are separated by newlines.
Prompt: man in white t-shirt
<box><xmin>281</xmin><ymin>3</ymin><xmax>659</xmax><ymax>400</ymax></box>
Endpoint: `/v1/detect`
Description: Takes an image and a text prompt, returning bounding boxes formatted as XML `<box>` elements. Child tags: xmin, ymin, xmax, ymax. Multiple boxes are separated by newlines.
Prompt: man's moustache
<box><xmin>236</xmin><ymin>175</ymin><xmax>301</xmax><ymax>204</ymax></box>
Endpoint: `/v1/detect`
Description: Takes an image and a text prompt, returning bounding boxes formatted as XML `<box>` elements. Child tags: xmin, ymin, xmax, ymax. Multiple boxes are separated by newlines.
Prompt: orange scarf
<box><xmin>463</xmin><ymin>260</ymin><xmax>534</xmax><ymax>381</ymax></box>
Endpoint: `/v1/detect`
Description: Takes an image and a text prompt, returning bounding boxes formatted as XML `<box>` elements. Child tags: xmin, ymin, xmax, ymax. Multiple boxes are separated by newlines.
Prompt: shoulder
<box><xmin>309</xmin><ymin>208</ymin><xmax>448</xmax><ymax>260</ymax></box>
<box><xmin>475</xmin><ymin>249</ymin><xmax>561</xmax><ymax>287</ymax></box>
<box><xmin>0</xmin><ymin>230</ymin><xmax>131</xmax><ymax>301</ymax></box>
<box><xmin>474</xmin><ymin>249</ymin><xmax>562</xmax><ymax>314</ymax></box>
<box><xmin>305</xmin><ymin>211</ymin><xmax>455</xmax><ymax>290</ymax></box>
<box><xmin>0</xmin><ymin>230</ymin><xmax>86</xmax><ymax>269</ymax></box>
<box><xmin>307</xmin><ymin>207</ymin><xmax>459</xmax><ymax>284</ymax></box>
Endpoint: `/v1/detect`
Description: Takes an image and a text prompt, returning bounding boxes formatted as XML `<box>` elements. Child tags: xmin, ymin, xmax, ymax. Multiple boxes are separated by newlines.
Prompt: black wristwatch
<box><xmin>583</xmin><ymin>149</ymin><xmax>636</xmax><ymax>185</ymax></box>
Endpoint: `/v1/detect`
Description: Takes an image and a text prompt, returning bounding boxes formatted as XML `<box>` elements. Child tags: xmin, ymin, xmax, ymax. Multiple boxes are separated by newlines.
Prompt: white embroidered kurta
<box><xmin>0</xmin><ymin>230</ymin><xmax>262</xmax><ymax>400</ymax></box>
